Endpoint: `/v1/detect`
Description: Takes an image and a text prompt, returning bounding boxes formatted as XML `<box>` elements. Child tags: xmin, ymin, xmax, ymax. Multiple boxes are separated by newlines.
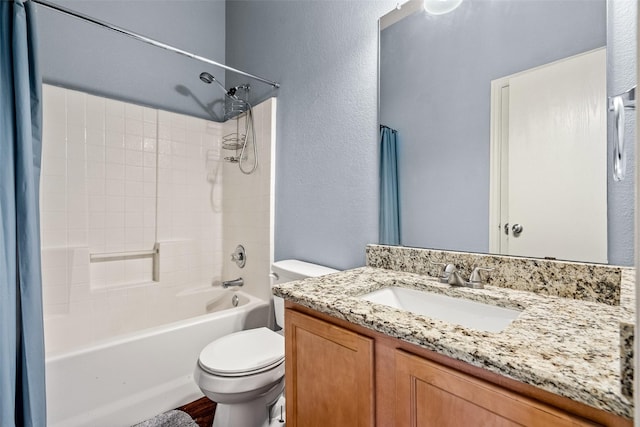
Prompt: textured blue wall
<box><xmin>37</xmin><ymin>0</ymin><xmax>227</xmax><ymax>120</ymax></box>
<box><xmin>227</xmin><ymin>0</ymin><xmax>395</xmax><ymax>270</ymax></box>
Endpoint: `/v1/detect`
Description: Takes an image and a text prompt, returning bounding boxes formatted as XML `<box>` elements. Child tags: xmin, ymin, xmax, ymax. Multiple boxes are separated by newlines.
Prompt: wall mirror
<box><xmin>379</xmin><ymin>0</ymin><xmax>636</xmax><ymax>265</ymax></box>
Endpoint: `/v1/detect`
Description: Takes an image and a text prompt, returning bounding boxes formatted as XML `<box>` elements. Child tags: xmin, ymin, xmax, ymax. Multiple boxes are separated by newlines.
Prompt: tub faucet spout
<box><xmin>222</xmin><ymin>277</ymin><xmax>244</xmax><ymax>288</ymax></box>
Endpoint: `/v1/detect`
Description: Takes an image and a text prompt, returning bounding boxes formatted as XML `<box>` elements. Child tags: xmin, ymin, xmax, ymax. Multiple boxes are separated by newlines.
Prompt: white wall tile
<box><xmin>66</xmin><ymin>91</ymin><xmax>85</xmax><ymax>129</ymax></box>
<box><xmin>105</xmin><ymin>99</ymin><xmax>125</xmax><ymax>118</ymax></box>
<box><xmin>126</xmin><ymin>118</ymin><xmax>143</xmax><ymax>136</ymax></box>
<box><xmin>105</xmin><ymin>131</ymin><xmax>124</xmax><ymax>148</ymax></box>
<box><xmin>143</xmin><ymin>107</ymin><xmax>157</xmax><ymax>124</ymax></box>
<box><xmin>125</xmin><ymin>104</ymin><xmax>144</xmax><ymax>121</ymax></box>
<box><xmin>105</xmin><ymin>114</ymin><xmax>125</xmax><ymax>134</ymax></box>
<box><xmin>41</xmin><ymin>85</ymin><xmax>241</xmax><ymax>351</ymax></box>
<box><xmin>68</xmin><ymin>229</ymin><xmax>88</xmax><ymax>247</ymax></box>
<box><xmin>126</xmin><ymin>134</ymin><xmax>144</xmax><ymax>151</ymax></box>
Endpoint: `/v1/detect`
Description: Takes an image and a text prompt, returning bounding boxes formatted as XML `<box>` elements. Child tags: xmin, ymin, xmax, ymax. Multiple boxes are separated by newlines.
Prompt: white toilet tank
<box><xmin>271</xmin><ymin>260</ymin><xmax>338</xmax><ymax>330</ymax></box>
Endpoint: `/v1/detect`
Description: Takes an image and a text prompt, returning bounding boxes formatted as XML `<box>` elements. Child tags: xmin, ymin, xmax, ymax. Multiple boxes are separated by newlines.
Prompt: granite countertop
<box><xmin>273</xmin><ymin>266</ymin><xmax>634</xmax><ymax>419</ymax></box>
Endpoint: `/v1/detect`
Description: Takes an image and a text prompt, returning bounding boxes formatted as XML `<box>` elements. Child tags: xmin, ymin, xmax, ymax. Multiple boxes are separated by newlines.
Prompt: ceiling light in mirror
<box><xmin>424</xmin><ymin>0</ymin><xmax>463</xmax><ymax>15</ymax></box>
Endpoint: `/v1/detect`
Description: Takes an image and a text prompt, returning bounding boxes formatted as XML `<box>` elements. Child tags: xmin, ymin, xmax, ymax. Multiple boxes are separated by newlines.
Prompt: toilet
<box><xmin>194</xmin><ymin>259</ymin><xmax>339</xmax><ymax>427</ymax></box>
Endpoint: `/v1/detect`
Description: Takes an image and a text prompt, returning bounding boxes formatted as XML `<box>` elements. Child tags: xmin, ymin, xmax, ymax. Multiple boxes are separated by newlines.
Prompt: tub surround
<box><xmin>273</xmin><ymin>247</ymin><xmax>634</xmax><ymax>420</ymax></box>
<box><xmin>45</xmin><ymin>290</ymin><xmax>268</xmax><ymax>427</ymax></box>
<box><xmin>41</xmin><ymin>86</ymin><xmax>279</xmax><ymax>427</ymax></box>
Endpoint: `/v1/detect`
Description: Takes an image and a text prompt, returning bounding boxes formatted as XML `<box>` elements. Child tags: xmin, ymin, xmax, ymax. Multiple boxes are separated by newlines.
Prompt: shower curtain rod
<box><xmin>30</xmin><ymin>0</ymin><xmax>281</xmax><ymax>89</ymax></box>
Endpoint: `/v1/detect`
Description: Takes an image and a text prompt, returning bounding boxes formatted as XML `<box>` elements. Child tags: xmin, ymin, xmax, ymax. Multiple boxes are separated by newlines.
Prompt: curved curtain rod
<box><xmin>29</xmin><ymin>0</ymin><xmax>281</xmax><ymax>89</ymax></box>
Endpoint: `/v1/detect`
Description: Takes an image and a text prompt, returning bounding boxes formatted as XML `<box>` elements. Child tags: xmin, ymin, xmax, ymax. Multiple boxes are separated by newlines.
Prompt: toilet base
<box><xmin>212</xmin><ymin>379</ymin><xmax>284</xmax><ymax>427</ymax></box>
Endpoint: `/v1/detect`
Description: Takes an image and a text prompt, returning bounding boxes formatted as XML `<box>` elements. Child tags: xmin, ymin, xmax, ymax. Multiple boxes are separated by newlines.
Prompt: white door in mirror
<box><xmin>491</xmin><ymin>48</ymin><xmax>607</xmax><ymax>263</ymax></box>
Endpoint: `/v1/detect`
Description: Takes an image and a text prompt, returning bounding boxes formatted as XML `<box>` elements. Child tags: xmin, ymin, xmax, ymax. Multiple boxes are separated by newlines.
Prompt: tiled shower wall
<box><xmin>40</xmin><ymin>84</ymin><xmax>225</xmax><ymax>320</ymax></box>
<box><xmin>41</xmin><ymin>85</ymin><xmax>277</xmax><ymax>351</ymax></box>
<box><xmin>222</xmin><ymin>99</ymin><xmax>277</xmax><ymax>303</ymax></box>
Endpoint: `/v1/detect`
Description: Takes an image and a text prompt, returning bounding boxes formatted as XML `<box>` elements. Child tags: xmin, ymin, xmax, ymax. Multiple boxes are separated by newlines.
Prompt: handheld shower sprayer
<box><xmin>199</xmin><ymin>72</ymin><xmax>258</xmax><ymax>175</ymax></box>
<box><xmin>198</xmin><ymin>71</ymin><xmax>214</xmax><ymax>84</ymax></box>
<box><xmin>199</xmin><ymin>72</ymin><xmax>231</xmax><ymax>97</ymax></box>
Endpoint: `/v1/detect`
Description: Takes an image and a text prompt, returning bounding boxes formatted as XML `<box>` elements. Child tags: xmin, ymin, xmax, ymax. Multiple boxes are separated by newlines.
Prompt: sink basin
<box><xmin>358</xmin><ymin>287</ymin><xmax>521</xmax><ymax>333</ymax></box>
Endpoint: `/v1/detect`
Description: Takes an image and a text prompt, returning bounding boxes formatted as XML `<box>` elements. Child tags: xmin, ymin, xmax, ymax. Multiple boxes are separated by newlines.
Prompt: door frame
<box><xmin>488</xmin><ymin>76</ymin><xmax>510</xmax><ymax>254</ymax></box>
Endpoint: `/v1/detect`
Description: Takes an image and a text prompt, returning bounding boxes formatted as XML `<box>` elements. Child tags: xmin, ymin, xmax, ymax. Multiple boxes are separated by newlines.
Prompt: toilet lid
<box><xmin>198</xmin><ymin>327</ymin><xmax>284</xmax><ymax>376</ymax></box>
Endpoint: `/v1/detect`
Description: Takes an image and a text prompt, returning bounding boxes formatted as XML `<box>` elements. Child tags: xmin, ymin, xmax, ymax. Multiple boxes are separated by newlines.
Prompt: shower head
<box><xmin>199</xmin><ymin>71</ymin><xmax>230</xmax><ymax>96</ymax></box>
<box><xmin>199</xmin><ymin>72</ymin><xmax>216</xmax><ymax>84</ymax></box>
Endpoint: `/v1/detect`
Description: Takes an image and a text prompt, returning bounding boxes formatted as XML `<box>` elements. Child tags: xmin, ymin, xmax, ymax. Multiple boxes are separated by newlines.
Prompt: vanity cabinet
<box><xmin>285</xmin><ymin>302</ymin><xmax>631</xmax><ymax>427</ymax></box>
<box><xmin>395</xmin><ymin>350</ymin><xmax>595</xmax><ymax>426</ymax></box>
<box><xmin>285</xmin><ymin>309</ymin><xmax>375</xmax><ymax>427</ymax></box>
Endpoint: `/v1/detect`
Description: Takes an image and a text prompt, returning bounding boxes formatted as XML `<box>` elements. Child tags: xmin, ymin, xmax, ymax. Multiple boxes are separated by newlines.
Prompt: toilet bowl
<box><xmin>194</xmin><ymin>260</ymin><xmax>338</xmax><ymax>427</ymax></box>
<box><xmin>194</xmin><ymin>328</ymin><xmax>285</xmax><ymax>427</ymax></box>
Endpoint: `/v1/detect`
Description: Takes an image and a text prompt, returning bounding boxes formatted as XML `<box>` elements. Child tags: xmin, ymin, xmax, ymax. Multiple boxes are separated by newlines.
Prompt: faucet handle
<box><xmin>430</xmin><ymin>261</ymin><xmax>456</xmax><ymax>283</ymax></box>
<box><xmin>467</xmin><ymin>267</ymin><xmax>494</xmax><ymax>289</ymax></box>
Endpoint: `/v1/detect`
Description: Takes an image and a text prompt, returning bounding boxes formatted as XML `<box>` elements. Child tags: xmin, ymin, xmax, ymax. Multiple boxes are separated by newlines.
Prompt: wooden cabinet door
<box><xmin>395</xmin><ymin>350</ymin><xmax>598</xmax><ymax>427</ymax></box>
<box><xmin>285</xmin><ymin>309</ymin><xmax>375</xmax><ymax>427</ymax></box>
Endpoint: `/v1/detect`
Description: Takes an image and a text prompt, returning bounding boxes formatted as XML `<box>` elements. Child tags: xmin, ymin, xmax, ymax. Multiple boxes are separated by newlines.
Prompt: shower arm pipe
<box><xmin>30</xmin><ymin>0</ymin><xmax>280</xmax><ymax>89</ymax></box>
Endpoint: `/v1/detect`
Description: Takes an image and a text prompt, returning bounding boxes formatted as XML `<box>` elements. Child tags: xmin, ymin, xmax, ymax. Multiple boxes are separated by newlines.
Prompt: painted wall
<box><xmin>226</xmin><ymin>0</ymin><xmax>396</xmax><ymax>270</ymax></box>
<box><xmin>380</xmin><ymin>1</ymin><xmax>608</xmax><ymax>258</ymax></box>
<box><xmin>37</xmin><ymin>0</ymin><xmax>227</xmax><ymax>120</ymax></box>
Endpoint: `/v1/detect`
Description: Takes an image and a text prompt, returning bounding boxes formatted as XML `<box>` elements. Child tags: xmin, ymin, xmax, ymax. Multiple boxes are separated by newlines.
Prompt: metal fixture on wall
<box><xmin>609</xmin><ymin>85</ymin><xmax>636</xmax><ymax>182</ymax></box>
<box><xmin>200</xmin><ymin>74</ymin><xmax>258</xmax><ymax>174</ymax></box>
<box><xmin>423</xmin><ymin>0</ymin><xmax>463</xmax><ymax>15</ymax></box>
<box><xmin>231</xmin><ymin>245</ymin><xmax>246</xmax><ymax>268</ymax></box>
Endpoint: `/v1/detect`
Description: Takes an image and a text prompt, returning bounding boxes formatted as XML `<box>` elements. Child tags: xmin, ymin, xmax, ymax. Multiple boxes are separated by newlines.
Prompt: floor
<box><xmin>177</xmin><ymin>397</ymin><xmax>216</xmax><ymax>427</ymax></box>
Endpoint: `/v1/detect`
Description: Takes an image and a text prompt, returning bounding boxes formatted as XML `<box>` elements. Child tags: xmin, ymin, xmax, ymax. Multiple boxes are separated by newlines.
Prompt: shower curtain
<box><xmin>379</xmin><ymin>125</ymin><xmax>400</xmax><ymax>245</ymax></box>
<box><xmin>0</xmin><ymin>1</ymin><xmax>46</xmax><ymax>426</ymax></box>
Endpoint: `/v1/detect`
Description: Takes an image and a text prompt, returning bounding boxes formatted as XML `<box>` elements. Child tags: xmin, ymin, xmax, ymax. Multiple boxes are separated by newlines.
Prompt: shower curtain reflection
<box><xmin>379</xmin><ymin>125</ymin><xmax>400</xmax><ymax>245</ymax></box>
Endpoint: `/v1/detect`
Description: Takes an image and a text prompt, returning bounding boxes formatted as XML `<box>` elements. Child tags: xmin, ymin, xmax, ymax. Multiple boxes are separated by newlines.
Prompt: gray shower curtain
<box><xmin>0</xmin><ymin>1</ymin><xmax>47</xmax><ymax>425</ymax></box>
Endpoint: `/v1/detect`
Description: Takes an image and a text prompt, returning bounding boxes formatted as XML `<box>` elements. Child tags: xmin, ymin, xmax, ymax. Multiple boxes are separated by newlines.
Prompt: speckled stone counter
<box><xmin>273</xmin><ymin>266</ymin><xmax>634</xmax><ymax>419</ymax></box>
<box><xmin>366</xmin><ymin>244</ymin><xmax>623</xmax><ymax>305</ymax></box>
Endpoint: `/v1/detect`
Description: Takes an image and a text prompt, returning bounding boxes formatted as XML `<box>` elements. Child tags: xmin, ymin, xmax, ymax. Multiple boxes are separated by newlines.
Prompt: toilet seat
<box><xmin>198</xmin><ymin>327</ymin><xmax>284</xmax><ymax>377</ymax></box>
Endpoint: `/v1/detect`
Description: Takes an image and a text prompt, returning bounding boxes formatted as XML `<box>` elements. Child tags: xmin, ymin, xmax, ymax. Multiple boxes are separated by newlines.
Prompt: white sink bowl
<box><xmin>358</xmin><ymin>286</ymin><xmax>521</xmax><ymax>333</ymax></box>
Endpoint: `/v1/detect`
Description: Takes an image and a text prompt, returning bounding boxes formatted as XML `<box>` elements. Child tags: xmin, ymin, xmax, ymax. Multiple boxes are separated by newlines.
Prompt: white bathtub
<box><xmin>45</xmin><ymin>288</ymin><xmax>270</xmax><ymax>427</ymax></box>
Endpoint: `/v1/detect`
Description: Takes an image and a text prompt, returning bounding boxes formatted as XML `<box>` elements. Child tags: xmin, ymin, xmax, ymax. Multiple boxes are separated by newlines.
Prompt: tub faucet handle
<box><xmin>231</xmin><ymin>245</ymin><xmax>246</xmax><ymax>268</ymax></box>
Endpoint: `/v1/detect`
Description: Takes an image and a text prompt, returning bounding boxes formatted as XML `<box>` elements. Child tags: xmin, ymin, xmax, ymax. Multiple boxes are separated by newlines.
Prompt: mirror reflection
<box><xmin>379</xmin><ymin>0</ymin><xmax>635</xmax><ymax>265</ymax></box>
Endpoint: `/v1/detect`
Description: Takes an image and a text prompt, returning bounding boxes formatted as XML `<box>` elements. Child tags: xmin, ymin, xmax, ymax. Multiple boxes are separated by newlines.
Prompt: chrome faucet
<box><xmin>441</xmin><ymin>264</ymin><xmax>467</xmax><ymax>287</ymax></box>
<box><xmin>222</xmin><ymin>277</ymin><xmax>244</xmax><ymax>288</ymax></box>
<box><xmin>466</xmin><ymin>267</ymin><xmax>494</xmax><ymax>289</ymax></box>
<box><xmin>431</xmin><ymin>263</ymin><xmax>494</xmax><ymax>289</ymax></box>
